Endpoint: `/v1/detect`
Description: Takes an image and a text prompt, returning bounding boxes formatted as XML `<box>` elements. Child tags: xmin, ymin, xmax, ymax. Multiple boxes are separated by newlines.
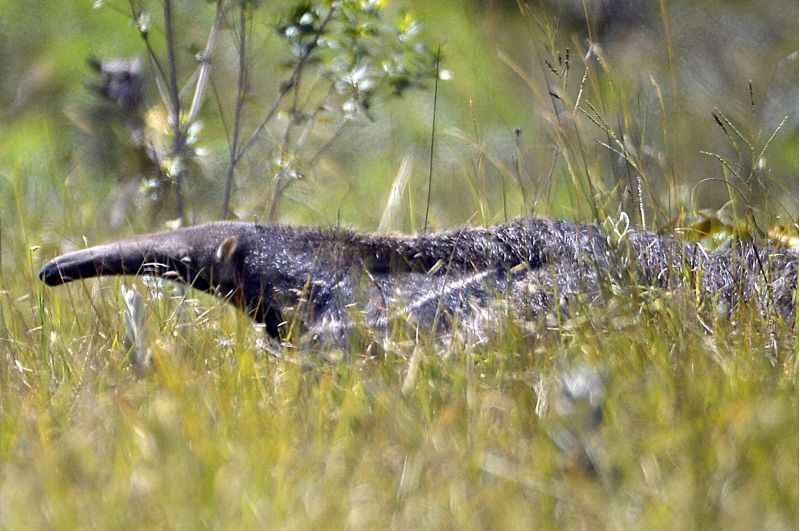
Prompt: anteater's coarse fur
<box><xmin>39</xmin><ymin>218</ymin><xmax>797</xmax><ymax>345</ymax></box>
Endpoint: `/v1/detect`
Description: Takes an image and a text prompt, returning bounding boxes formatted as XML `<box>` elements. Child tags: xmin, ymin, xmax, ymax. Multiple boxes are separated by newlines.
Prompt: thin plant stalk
<box><xmin>222</xmin><ymin>3</ymin><xmax>250</xmax><ymax>219</ymax></box>
<box><xmin>234</xmin><ymin>7</ymin><xmax>336</xmax><ymax>167</ymax></box>
<box><xmin>224</xmin><ymin>7</ymin><xmax>336</xmax><ymax>220</ymax></box>
<box><xmin>186</xmin><ymin>0</ymin><xmax>226</xmax><ymax>126</ymax></box>
<box><xmin>423</xmin><ymin>45</ymin><xmax>442</xmax><ymax>233</ymax></box>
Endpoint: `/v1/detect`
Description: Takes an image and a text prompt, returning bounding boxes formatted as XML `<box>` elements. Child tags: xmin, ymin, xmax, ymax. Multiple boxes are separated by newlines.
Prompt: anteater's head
<box><xmin>39</xmin><ymin>222</ymin><xmax>268</xmax><ymax>322</ymax></box>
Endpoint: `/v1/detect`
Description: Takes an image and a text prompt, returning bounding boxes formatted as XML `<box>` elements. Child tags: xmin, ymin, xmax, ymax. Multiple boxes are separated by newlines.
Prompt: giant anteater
<box><xmin>39</xmin><ymin>218</ymin><xmax>797</xmax><ymax>344</ymax></box>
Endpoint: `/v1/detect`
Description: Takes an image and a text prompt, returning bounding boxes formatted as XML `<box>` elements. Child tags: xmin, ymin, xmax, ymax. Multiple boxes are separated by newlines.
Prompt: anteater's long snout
<box><xmin>39</xmin><ymin>243</ymin><xmax>145</xmax><ymax>286</ymax></box>
<box><xmin>37</xmin><ymin>231</ymin><xmax>197</xmax><ymax>287</ymax></box>
<box><xmin>38</xmin><ymin>223</ymin><xmax>253</xmax><ymax>289</ymax></box>
<box><xmin>39</xmin><ymin>257</ymin><xmax>72</xmax><ymax>285</ymax></box>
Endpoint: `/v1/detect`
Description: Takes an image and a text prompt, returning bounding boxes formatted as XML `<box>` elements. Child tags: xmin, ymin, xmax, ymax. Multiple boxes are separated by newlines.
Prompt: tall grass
<box><xmin>1</xmin><ymin>253</ymin><xmax>796</xmax><ymax>528</ymax></box>
<box><xmin>0</xmin><ymin>1</ymin><xmax>797</xmax><ymax>529</ymax></box>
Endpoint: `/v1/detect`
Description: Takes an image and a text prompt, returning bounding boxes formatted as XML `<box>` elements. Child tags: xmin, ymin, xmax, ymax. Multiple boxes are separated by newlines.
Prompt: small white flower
<box><xmin>342</xmin><ymin>99</ymin><xmax>357</xmax><ymax>114</ymax></box>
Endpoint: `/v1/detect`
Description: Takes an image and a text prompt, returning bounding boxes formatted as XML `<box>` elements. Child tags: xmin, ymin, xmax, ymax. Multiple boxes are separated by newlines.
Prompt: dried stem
<box><xmin>228</xmin><ymin>6</ymin><xmax>336</xmax><ymax>221</ymax></box>
<box><xmin>423</xmin><ymin>45</ymin><xmax>442</xmax><ymax>233</ymax></box>
<box><xmin>307</xmin><ymin>118</ymin><xmax>348</xmax><ymax>169</ymax></box>
<box><xmin>186</xmin><ymin>0</ymin><xmax>226</xmax><ymax>126</ymax></box>
<box><xmin>162</xmin><ymin>0</ymin><xmax>187</xmax><ymax>225</ymax></box>
<box><xmin>222</xmin><ymin>3</ymin><xmax>250</xmax><ymax>219</ymax></box>
<box><xmin>234</xmin><ymin>7</ymin><xmax>336</xmax><ymax>167</ymax></box>
<box><xmin>512</xmin><ymin>127</ymin><xmax>529</xmax><ymax>214</ymax></box>
<box><xmin>295</xmin><ymin>81</ymin><xmax>336</xmax><ymax>150</ymax></box>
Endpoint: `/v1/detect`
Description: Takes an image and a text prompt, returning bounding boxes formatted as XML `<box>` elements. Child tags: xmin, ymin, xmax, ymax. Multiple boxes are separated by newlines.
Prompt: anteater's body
<box><xmin>39</xmin><ymin>219</ymin><xmax>797</xmax><ymax>344</ymax></box>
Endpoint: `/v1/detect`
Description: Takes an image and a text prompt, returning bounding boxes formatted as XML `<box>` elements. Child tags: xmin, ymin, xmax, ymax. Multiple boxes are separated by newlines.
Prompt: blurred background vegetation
<box><xmin>1</xmin><ymin>0</ymin><xmax>796</xmax><ymax>244</ymax></box>
<box><xmin>0</xmin><ymin>1</ymin><xmax>796</xmax><ymax>528</ymax></box>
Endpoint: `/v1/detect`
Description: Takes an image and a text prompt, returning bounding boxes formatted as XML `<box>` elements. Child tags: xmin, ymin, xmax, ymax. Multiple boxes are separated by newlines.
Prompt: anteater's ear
<box><xmin>215</xmin><ymin>236</ymin><xmax>239</xmax><ymax>263</ymax></box>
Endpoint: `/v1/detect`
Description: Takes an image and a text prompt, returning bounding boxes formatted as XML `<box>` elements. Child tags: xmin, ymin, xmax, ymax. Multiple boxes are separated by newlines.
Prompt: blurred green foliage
<box><xmin>0</xmin><ymin>1</ymin><xmax>796</xmax><ymax>528</ymax></box>
<box><xmin>1</xmin><ymin>0</ymin><xmax>796</xmax><ymax>234</ymax></box>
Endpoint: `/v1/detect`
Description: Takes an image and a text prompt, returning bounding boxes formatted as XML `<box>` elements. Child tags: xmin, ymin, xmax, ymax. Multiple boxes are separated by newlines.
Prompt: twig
<box><xmin>127</xmin><ymin>1</ymin><xmax>180</xmax><ymax>140</ymax></box>
<box><xmin>512</xmin><ymin>127</ymin><xmax>529</xmax><ymax>214</ymax></box>
<box><xmin>209</xmin><ymin>73</ymin><xmax>231</xmax><ymax>152</ymax></box>
<box><xmin>423</xmin><ymin>45</ymin><xmax>442</xmax><ymax>233</ymax></box>
<box><xmin>224</xmin><ymin>6</ymin><xmax>336</xmax><ymax>220</ymax></box>
<box><xmin>234</xmin><ymin>7</ymin><xmax>336</xmax><ymax>167</ymax></box>
<box><xmin>754</xmin><ymin>114</ymin><xmax>788</xmax><ymax>171</ymax></box>
<box><xmin>186</xmin><ymin>0</ymin><xmax>226</xmax><ymax>126</ymax></box>
<box><xmin>617</xmin><ymin>114</ymin><xmax>646</xmax><ymax>229</ymax></box>
<box><xmin>280</xmin><ymin>41</ymin><xmax>309</xmax><ymax>157</ymax></box>
<box><xmin>295</xmin><ymin>81</ymin><xmax>336</xmax><ymax>150</ymax></box>
<box><xmin>222</xmin><ymin>3</ymin><xmax>250</xmax><ymax>219</ymax></box>
<box><xmin>266</xmin><ymin>178</ymin><xmax>293</xmax><ymax>222</ymax></box>
<box><xmin>162</xmin><ymin>0</ymin><xmax>187</xmax><ymax>225</ymax></box>
<box><xmin>307</xmin><ymin>118</ymin><xmax>348</xmax><ymax>169</ymax></box>
<box><xmin>163</xmin><ymin>1</ymin><xmax>181</xmax><ymax>134</ymax></box>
